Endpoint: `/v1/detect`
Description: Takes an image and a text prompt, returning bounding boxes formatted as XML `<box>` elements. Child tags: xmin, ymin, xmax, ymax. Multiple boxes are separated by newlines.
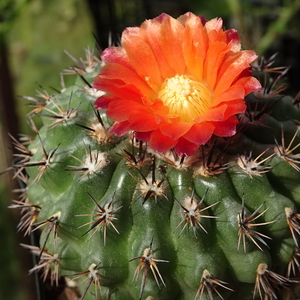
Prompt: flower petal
<box><xmin>234</xmin><ymin>76</ymin><xmax>262</xmax><ymax>95</ymax></box>
<box><xmin>182</xmin><ymin>15</ymin><xmax>208</xmax><ymax>81</ymax></box>
<box><xmin>134</xmin><ymin>131</ymin><xmax>151</xmax><ymax>142</ymax></box>
<box><xmin>225</xmin><ymin>29</ymin><xmax>241</xmax><ymax>52</ymax></box>
<box><xmin>122</xmin><ymin>30</ymin><xmax>162</xmax><ymax>88</ymax></box>
<box><xmin>160</xmin><ymin>122</ymin><xmax>192</xmax><ymax>140</ymax></box>
<box><xmin>175</xmin><ymin>137</ymin><xmax>199</xmax><ymax>157</ymax></box>
<box><xmin>214</xmin><ymin>50</ymin><xmax>258</xmax><ymax>96</ymax></box>
<box><xmin>184</xmin><ymin>123</ymin><xmax>215</xmax><ymax>145</ymax></box>
<box><xmin>212</xmin><ymin>85</ymin><xmax>245</xmax><ymax>106</ymax></box>
<box><xmin>194</xmin><ymin>105</ymin><xmax>227</xmax><ymax>122</ymax></box>
<box><xmin>110</xmin><ymin>121</ymin><xmax>132</xmax><ymax>136</ymax></box>
<box><xmin>98</xmin><ymin>63</ymin><xmax>155</xmax><ymax>100</ymax></box>
<box><xmin>149</xmin><ymin>130</ymin><xmax>178</xmax><ymax>152</ymax></box>
<box><xmin>101</xmin><ymin>47</ymin><xmax>132</xmax><ymax>70</ymax></box>
<box><xmin>205</xmin><ymin>17</ymin><xmax>223</xmax><ymax>34</ymax></box>
<box><xmin>106</xmin><ymin>100</ymin><xmax>141</xmax><ymax>122</ymax></box>
<box><xmin>160</xmin><ymin>15</ymin><xmax>186</xmax><ymax>74</ymax></box>
<box><xmin>212</xmin><ymin>115</ymin><xmax>239</xmax><ymax>136</ymax></box>
<box><xmin>95</xmin><ymin>95</ymin><xmax>118</xmax><ymax>110</ymax></box>
<box><xmin>204</xmin><ymin>41</ymin><xmax>229</xmax><ymax>90</ymax></box>
<box><xmin>93</xmin><ymin>78</ymin><xmax>144</xmax><ymax>103</ymax></box>
<box><xmin>93</xmin><ymin>12</ymin><xmax>261</xmax><ymax>157</ymax></box>
<box><xmin>128</xmin><ymin>110</ymin><xmax>159</xmax><ymax>132</ymax></box>
<box><xmin>140</xmin><ymin>19</ymin><xmax>175</xmax><ymax>80</ymax></box>
<box><xmin>223</xmin><ymin>100</ymin><xmax>246</xmax><ymax>120</ymax></box>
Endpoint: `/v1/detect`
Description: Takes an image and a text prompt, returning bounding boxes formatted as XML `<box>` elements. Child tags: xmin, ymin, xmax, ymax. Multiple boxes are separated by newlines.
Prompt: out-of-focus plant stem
<box><xmin>226</xmin><ymin>0</ymin><xmax>300</xmax><ymax>55</ymax></box>
<box><xmin>225</xmin><ymin>0</ymin><xmax>251</xmax><ymax>50</ymax></box>
<box><xmin>256</xmin><ymin>1</ymin><xmax>300</xmax><ymax>55</ymax></box>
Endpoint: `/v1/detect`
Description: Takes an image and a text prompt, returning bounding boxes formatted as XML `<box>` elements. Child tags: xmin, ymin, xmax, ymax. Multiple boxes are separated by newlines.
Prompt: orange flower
<box><xmin>94</xmin><ymin>12</ymin><xmax>261</xmax><ymax>156</ymax></box>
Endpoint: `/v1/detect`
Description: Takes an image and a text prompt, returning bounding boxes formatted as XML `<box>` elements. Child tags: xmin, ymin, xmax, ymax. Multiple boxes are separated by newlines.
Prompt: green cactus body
<box><xmin>8</xmin><ymin>59</ymin><xmax>300</xmax><ymax>300</ymax></box>
<box><xmin>6</xmin><ymin>16</ymin><xmax>300</xmax><ymax>300</ymax></box>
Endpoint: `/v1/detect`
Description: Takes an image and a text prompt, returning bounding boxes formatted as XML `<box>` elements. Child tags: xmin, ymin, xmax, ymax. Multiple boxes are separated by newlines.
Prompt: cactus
<box><xmin>5</xmin><ymin>12</ymin><xmax>300</xmax><ymax>300</ymax></box>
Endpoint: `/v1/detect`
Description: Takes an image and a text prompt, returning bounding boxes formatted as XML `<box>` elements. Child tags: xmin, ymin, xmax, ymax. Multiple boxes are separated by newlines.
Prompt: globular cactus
<box><xmin>5</xmin><ymin>12</ymin><xmax>300</xmax><ymax>300</ymax></box>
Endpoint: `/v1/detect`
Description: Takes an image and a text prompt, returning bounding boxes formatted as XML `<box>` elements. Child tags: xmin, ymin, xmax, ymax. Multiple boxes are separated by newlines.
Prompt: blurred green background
<box><xmin>1</xmin><ymin>0</ymin><xmax>300</xmax><ymax>299</ymax></box>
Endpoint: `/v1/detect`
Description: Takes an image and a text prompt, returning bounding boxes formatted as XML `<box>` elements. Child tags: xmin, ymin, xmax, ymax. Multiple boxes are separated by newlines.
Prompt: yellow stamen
<box><xmin>158</xmin><ymin>75</ymin><xmax>212</xmax><ymax>122</ymax></box>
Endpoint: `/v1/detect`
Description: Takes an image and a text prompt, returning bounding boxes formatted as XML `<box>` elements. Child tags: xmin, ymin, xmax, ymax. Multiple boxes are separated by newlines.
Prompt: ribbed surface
<box><xmin>22</xmin><ymin>66</ymin><xmax>300</xmax><ymax>300</ymax></box>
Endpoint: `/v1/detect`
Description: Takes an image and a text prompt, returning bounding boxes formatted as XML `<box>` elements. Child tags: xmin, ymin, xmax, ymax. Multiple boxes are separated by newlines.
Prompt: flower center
<box><xmin>158</xmin><ymin>75</ymin><xmax>212</xmax><ymax>122</ymax></box>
